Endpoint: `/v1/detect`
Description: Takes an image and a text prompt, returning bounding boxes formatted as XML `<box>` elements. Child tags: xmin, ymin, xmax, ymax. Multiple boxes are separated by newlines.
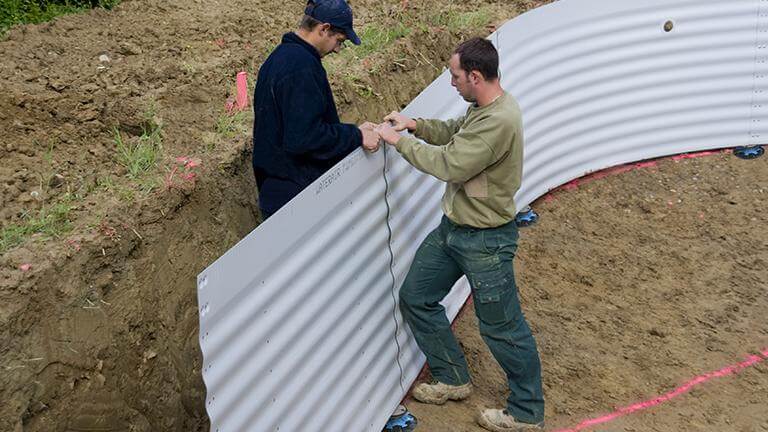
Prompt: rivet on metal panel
<box><xmin>663</xmin><ymin>20</ymin><xmax>674</xmax><ymax>32</ymax></box>
<box><xmin>198</xmin><ymin>275</ymin><xmax>208</xmax><ymax>290</ymax></box>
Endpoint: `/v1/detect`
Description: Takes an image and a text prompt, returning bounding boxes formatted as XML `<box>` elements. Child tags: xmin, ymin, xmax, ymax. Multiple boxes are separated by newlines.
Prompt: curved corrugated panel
<box><xmin>198</xmin><ymin>1</ymin><xmax>764</xmax><ymax>430</ymax></box>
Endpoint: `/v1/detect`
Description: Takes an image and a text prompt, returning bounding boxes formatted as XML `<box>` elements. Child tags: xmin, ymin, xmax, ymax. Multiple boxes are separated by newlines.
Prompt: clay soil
<box><xmin>409</xmin><ymin>153</ymin><xmax>768</xmax><ymax>431</ymax></box>
<box><xmin>1</xmin><ymin>0</ymin><xmax>765</xmax><ymax>431</ymax></box>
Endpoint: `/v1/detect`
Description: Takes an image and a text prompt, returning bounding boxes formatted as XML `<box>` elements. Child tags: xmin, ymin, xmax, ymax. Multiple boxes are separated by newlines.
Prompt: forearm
<box><xmin>414</xmin><ymin>117</ymin><xmax>464</xmax><ymax>146</ymax></box>
<box><xmin>395</xmin><ymin>135</ymin><xmax>491</xmax><ymax>183</ymax></box>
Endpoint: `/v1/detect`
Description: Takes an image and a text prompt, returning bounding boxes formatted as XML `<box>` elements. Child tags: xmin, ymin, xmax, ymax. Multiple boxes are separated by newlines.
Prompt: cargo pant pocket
<box><xmin>476</xmin><ymin>291</ymin><xmax>507</xmax><ymax>325</ymax></box>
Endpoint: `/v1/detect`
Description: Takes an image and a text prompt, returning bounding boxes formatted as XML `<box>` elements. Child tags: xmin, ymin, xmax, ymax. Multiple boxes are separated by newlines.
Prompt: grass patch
<box><xmin>114</xmin><ymin>127</ymin><xmax>162</xmax><ymax>179</ymax></box>
<box><xmin>95</xmin><ymin>174</ymin><xmax>155</xmax><ymax>202</ymax></box>
<box><xmin>0</xmin><ymin>0</ymin><xmax>119</xmax><ymax>35</ymax></box>
<box><xmin>114</xmin><ymin>103</ymin><xmax>163</xmax><ymax>180</ymax></box>
<box><xmin>215</xmin><ymin>110</ymin><xmax>248</xmax><ymax>139</ymax></box>
<box><xmin>432</xmin><ymin>8</ymin><xmax>492</xmax><ymax>31</ymax></box>
<box><xmin>346</xmin><ymin>23</ymin><xmax>411</xmax><ymax>58</ymax></box>
<box><xmin>0</xmin><ymin>201</ymin><xmax>73</xmax><ymax>253</ymax></box>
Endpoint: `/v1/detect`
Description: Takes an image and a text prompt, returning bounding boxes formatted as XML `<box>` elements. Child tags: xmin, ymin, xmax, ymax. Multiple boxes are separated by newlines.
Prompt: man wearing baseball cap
<box><xmin>252</xmin><ymin>0</ymin><xmax>379</xmax><ymax>220</ymax></box>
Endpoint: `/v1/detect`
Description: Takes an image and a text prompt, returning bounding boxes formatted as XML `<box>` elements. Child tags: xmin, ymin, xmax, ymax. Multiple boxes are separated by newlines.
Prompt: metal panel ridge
<box><xmin>198</xmin><ymin>1</ymin><xmax>764</xmax><ymax>430</ymax></box>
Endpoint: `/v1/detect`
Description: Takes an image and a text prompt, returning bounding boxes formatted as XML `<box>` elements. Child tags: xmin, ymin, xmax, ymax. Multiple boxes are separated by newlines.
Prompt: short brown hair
<box><xmin>299</xmin><ymin>14</ymin><xmax>346</xmax><ymax>35</ymax></box>
<box><xmin>299</xmin><ymin>14</ymin><xmax>322</xmax><ymax>30</ymax></box>
<box><xmin>454</xmin><ymin>37</ymin><xmax>499</xmax><ymax>81</ymax></box>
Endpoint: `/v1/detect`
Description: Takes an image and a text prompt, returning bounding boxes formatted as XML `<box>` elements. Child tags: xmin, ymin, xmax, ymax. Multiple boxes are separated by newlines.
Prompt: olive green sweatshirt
<box><xmin>394</xmin><ymin>92</ymin><xmax>523</xmax><ymax>228</ymax></box>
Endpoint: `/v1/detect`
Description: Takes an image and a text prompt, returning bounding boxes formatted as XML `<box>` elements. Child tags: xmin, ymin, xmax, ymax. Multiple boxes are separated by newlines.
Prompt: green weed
<box><xmin>0</xmin><ymin>201</ymin><xmax>73</xmax><ymax>253</ymax></box>
<box><xmin>96</xmin><ymin>175</ymin><xmax>154</xmax><ymax>202</ymax></box>
<box><xmin>347</xmin><ymin>23</ymin><xmax>411</xmax><ymax>58</ymax></box>
<box><xmin>113</xmin><ymin>103</ymin><xmax>163</xmax><ymax>180</ymax></box>
<box><xmin>0</xmin><ymin>0</ymin><xmax>119</xmax><ymax>35</ymax></box>
<box><xmin>215</xmin><ymin>110</ymin><xmax>248</xmax><ymax>139</ymax></box>
<box><xmin>114</xmin><ymin>127</ymin><xmax>162</xmax><ymax>179</ymax></box>
<box><xmin>432</xmin><ymin>8</ymin><xmax>491</xmax><ymax>31</ymax></box>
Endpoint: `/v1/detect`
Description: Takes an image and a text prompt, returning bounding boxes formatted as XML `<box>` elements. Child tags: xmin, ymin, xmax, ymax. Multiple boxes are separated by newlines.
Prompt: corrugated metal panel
<box><xmin>198</xmin><ymin>1</ymin><xmax>764</xmax><ymax>430</ymax></box>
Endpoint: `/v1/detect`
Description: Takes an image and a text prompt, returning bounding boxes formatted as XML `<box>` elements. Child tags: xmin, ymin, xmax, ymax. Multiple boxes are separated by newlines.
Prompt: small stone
<box><xmin>48</xmin><ymin>174</ymin><xmax>65</xmax><ymax>188</ymax></box>
<box><xmin>98</xmin><ymin>54</ymin><xmax>111</xmax><ymax>63</ymax></box>
<box><xmin>80</xmin><ymin>83</ymin><xmax>99</xmax><ymax>93</ymax></box>
<box><xmin>48</xmin><ymin>80</ymin><xmax>67</xmax><ymax>92</ymax></box>
<box><xmin>118</xmin><ymin>42</ymin><xmax>142</xmax><ymax>56</ymax></box>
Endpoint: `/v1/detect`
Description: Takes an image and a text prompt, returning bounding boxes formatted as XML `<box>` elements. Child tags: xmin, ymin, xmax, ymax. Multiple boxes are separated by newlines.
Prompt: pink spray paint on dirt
<box><xmin>541</xmin><ymin>149</ymin><xmax>729</xmax><ymax>203</ymax></box>
<box><xmin>553</xmin><ymin>348</ymin><xmax>768</xmax><ymax>432</ymax></box>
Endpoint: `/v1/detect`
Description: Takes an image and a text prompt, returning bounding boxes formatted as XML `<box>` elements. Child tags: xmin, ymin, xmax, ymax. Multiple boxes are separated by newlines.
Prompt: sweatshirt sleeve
<box><xmin>413</xmin><ymin>116</ymin><xmax>465</xmax><ymax>146</ymax></box>
<box><xmin>276</xmin><ymin>71</ymin><xmax>361</xmax><ymax>160</ymax></box>
<box><xmin>395</xmin><ymin>115</ymin><xmax>504</xmax><ymax>183</ymax></box>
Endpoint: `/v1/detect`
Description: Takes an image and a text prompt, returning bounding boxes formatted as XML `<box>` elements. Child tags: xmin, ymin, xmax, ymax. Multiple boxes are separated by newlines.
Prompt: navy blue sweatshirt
<box><xmin>252</xmin><ymin>32</ymin><xmax>362</xmax><ymax>216</ymax></box>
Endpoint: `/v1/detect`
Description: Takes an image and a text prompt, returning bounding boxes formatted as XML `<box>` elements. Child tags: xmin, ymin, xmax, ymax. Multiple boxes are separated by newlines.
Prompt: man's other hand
<box><xmin>383</xmin><ymin>111</ymin><xmax>416</xmax><ymax>132</ymax></box>
<box><xmin>360</xmin><ymin>126</ymin><xmax>381</xmax><ymax>153</ymax></box>
<box><xmin>375</xmin><ymin>123</ymin><xmax>402</xmax><ymax>146</ymax></box>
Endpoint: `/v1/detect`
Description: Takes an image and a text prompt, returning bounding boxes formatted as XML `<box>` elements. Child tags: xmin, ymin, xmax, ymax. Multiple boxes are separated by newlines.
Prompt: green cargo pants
<box><xmin>399</xmin><ymin>215</ymin><xmax>545</xmax><ymax>424</ymax></box>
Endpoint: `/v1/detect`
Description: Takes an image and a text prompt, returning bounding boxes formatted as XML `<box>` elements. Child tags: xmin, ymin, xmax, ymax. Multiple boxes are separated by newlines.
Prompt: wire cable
<box><xmin>382</xmin><ymin>141</ymin><xmax>408</xmax><ymax>397</ymax></box>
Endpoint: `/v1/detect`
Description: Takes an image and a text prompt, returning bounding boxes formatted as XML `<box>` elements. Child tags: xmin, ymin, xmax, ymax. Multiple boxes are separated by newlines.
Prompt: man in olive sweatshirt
<box><xmin>376</xmin><ymin>38</ymin><xmax>545</xmax><ymax>432</ymax></box>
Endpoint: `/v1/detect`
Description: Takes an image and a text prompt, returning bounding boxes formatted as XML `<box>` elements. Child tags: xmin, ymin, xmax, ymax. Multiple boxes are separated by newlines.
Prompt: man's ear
<box><xmin>470</xmin><ymin>70</ymin><xmax>483</xmax><ymax>84</ymax></box>
<box><xmin>319</xmin><ymin>23</ymin><xmax>331</xmax><ymax>35</ymax></box>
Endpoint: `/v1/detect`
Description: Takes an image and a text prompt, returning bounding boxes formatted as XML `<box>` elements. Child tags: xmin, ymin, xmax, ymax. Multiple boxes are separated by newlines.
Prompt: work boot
<box><xmin>477</xmin><ymin>409</ymin><xmax>544</xmax><ymax>432</ymax></box>
<box><xmin>411</xmin><ymin>381</ymin><xmax>472</xmax><ymax>405</ymax></box>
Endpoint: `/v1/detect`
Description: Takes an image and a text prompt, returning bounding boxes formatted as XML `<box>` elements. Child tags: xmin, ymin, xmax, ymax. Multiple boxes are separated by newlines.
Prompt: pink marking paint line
<box><xmin>670</xmin><ymin>150</ymin><xmax>723</xmax><ymax>161</ymax></box>
<box><xmin>236</xmin><ymin>71</ymin><xmax>249</xmax><ymax>110</ymax></box>
<box><xmin>553</xmin><ymin>349</ymin><xmax>768</xmax><ymax>432</ymax></box>
<box><xmin>539</xmin><ymin>148</ymin><xmax>729</xmax><ymax>202</ymax></box>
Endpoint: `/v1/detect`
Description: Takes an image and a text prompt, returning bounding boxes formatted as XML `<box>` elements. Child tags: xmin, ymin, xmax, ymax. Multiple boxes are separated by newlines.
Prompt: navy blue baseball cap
<box><xmin>304</xmin><ymin>0</ymin><xmax>361</xmax><ymax>45</ymax></box>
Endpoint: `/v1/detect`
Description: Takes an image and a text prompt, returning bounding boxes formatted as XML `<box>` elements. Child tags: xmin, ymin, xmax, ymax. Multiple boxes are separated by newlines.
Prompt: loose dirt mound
<box><xmin>408</xmin><ymin>153</ymin><xmax>768</xmax><ymax>431</ymax></box>
<box><xmin>0</xmin><ymin>0</ymin><xmax>543</xmax><ymax>430</ymax></box>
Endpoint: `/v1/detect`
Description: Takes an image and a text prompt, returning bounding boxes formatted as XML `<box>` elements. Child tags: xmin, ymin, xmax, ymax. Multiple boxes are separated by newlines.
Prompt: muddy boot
<box><xmin>412</xmin><ymin>381</ymin><xmax>472</xmax><ymax>405</ymax></box>
<box><xmin>477</xmin><ymin>409</ymin><xmax>544</xmax><ymax>432</ymax></box>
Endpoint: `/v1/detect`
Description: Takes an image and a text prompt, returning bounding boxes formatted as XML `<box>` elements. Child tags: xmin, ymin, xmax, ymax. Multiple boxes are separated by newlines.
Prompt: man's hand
<box><xmin>359</xmin><ymin>126</ymin><xmax>381</xmax><ymax>153</ymax></box>
<box><xmin>359</xmin><ymin>121</ymin><xmax>377</xmax><ymax>131</ymax></box>
<box><xmin>375</xmin><ymin>122</ymin><xmax>402</xmax><ymax>146</ymax></box>
<box><xmin>383</xmin><ymin>111</ymin><xmax>416</xmax><ymax>132</ymax></box>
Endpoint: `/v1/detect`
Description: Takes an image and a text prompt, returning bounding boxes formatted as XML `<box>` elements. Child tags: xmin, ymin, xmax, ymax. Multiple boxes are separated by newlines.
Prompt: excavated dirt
<box><xmin>1</xmin><ymin>0</ymin><xmax>766</xmax><ymax>431</ymax></box>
